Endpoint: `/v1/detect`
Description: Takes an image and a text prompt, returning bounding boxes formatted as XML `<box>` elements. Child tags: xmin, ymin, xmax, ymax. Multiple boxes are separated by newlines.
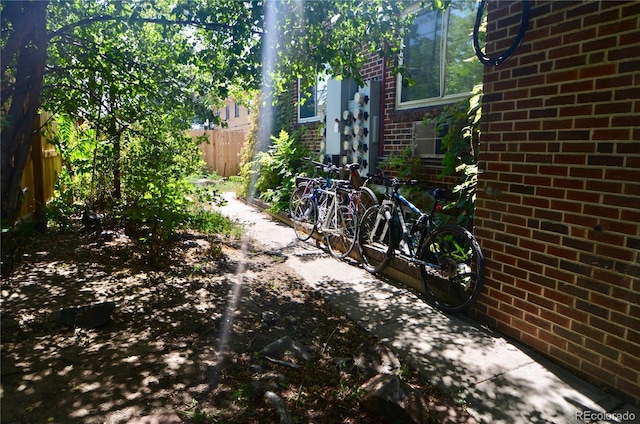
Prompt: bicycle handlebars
<box><xmin>302</xmin><ymin>158</ymin><xmax>455</xmax><ymax>200</ymax></box>
<box><xmin>365</xmin><ymin>170</ymin><xmax>456</xmax><ymax>201</ymax></box>
<box><xmin>304</xmin><ymin>157</ymin><xmax>360</xmax><ymax>175</ymax></box>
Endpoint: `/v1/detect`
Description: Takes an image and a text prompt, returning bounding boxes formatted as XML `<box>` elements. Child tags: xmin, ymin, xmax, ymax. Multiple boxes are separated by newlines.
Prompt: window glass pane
<box><xmin>316</xmin><ymin>78</ymin><xmax>327</xmax><ymax>116</ymax></box>
<box><xmin>299</xmin><ymin>73</ymin><xmax>327</xmax><ymax>121</ymax></box>
<box><xmin>401</xmin><ymin>9</ymin><xmax>443</xmax><ymax>103</ymax></box>
<box><xmin>444</xmin><ymin>1</ymin><xmax>481</xmax><ymax>96</ymax></box>
<box><xmin>399</xmin><ymin>2</ymin><xmax>480</xmax><ymax>106</ymax></box>
<box><xmin>299</xmin><ymin>84</ymin><xmax>317</xmax><ymax>119</ymax></box>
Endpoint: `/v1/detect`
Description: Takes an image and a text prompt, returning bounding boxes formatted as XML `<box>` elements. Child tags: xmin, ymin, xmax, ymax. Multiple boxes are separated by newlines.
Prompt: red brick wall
<box><xmin>295</xmin><ymin>51</ymin><xmax>448</xmax><ymax>183</ymax></box>
<box><xmin>473</xmin><ymin>0</ymin><xmax>640</xmax><ymax>404</ymax></box>
<box><xmin>290</xmin><ymin>80</ymin><xmax>322</xmax><ymax>153</ymax></box>
<box><xmin>376</xmin><ymin>51</ymin><xmax>448</xmax><ymax>181</ymax></box>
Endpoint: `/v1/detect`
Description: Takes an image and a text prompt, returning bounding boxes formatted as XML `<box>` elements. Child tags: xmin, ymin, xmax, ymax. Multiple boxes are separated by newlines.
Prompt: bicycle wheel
<box><xmin>418</xmin><ymin>224</ymin><xmax>485</xmax><ymax>314</ymax></box>
<box><xmin>325</xmin><ymin>205</ymin><xmax>358</xmax><ymax>259</ymax></box>
<box><xmin>290</xmin><ymin>186</ymin><xmax>317</xmax><ymax>241</ymax></box>
<box><xmin>356</xmin><ymin>186</ymin><xmax>379</xmax><ymax>218</ymax></box>
<box><xmin>357</xmin><ymin>205</ymin><xmax>391</xmax><ymax>273</ymax></box>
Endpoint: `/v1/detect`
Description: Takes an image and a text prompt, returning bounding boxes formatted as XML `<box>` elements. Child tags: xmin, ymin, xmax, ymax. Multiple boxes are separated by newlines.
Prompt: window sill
<box><xmin>389</xmin><ymin>105</ymin><xmax>444</xmax><ymax>123</ymax></box>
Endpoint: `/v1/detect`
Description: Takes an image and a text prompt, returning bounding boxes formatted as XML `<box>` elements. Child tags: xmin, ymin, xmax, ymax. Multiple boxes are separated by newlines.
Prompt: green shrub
<box><xmin>251</xmin><ymin>130</ymin><xmax>311</xmax><ymax>213</ymax></box>
<box><xmin>46</xmin><ymin>114</ymin><xmax>235</xmax><ymax>243</ymax></box>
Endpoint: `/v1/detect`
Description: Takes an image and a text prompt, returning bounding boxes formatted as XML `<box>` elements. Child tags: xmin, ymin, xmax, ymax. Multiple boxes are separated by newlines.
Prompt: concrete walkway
<box><xmin>217</xmin><ymin>193</ymin><xmax>639</xmax><ymax>424</ymax></box>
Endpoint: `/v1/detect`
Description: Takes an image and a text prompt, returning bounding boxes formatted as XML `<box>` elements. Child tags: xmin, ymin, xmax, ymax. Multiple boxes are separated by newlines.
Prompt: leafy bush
<box><xmin>119</xmin><ymin>129</ymin><xmax>228</xmax><ymax>243</ymax></box>
<box><xmin>46</xmin><ymin>114</ymin><xmax>233</xmax><ymax>243</ymax></box>
<box><xmin>250</xmin><ymin>130</ymin><xmax>311</xmax><ymax>213</ymax></box>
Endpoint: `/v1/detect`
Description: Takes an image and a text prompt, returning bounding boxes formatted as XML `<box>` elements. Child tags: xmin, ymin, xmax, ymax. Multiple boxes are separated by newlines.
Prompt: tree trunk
<box><xmin>1</xmin><ymin>1</ymin><xmax>50</xmax><ymax>226</ymax></box>
<box><xmin>108</xmin><ymin>88</ymin><xmax>122</xmax><ymax>201</ymax></box>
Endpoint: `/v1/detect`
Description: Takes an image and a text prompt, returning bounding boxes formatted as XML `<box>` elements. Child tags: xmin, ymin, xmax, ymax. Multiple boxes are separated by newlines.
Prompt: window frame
<box><xmin>396</xmin><ymin>2</ymin><xmax>479</xmax><ymax>110</ymax></box>
<box><xmin>297</xmin><ymin>73</ymin><xmax>327</xmax><ymax>124</ymax></box>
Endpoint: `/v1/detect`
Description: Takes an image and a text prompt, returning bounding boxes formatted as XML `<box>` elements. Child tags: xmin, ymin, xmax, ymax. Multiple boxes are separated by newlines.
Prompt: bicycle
<box><xmin>290</xmin><ymin>160</ymin><xmax>368</xmax><ymax>259</ymax></box>
<box><xmin>343</xmin><ymin>163</ymin><xmax>379</xmax><ymax>219</ymax></box>
<box><xmin>357</xmin><ymin>174</ymin><xmax>485</xmax><ymax>313</ymax></box>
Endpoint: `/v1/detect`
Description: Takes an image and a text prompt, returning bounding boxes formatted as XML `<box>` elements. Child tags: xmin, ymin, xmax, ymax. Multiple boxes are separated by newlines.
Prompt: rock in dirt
<box><xmin>59</xmin><ymin>302</ymin><xmax>116</xmax><ymax>329</ymax></box>
<box><xmin>265</xmin><ymin>391</ymin><xmax>293</xmax><ymax>424</ymax></box>
<box><xmin>259</xmin><ymin>336</ymin><xmax>314</xmax><ymax>362</ymax></box>
<box><xmin>360</xmin><ymin>374</ymin><xmax>428</xmax><ymax>424</ymax></box>
<box><xmin>353</xmin><ymin>341</ymin><xmax>401</xmax><ymax>378</ymax></box>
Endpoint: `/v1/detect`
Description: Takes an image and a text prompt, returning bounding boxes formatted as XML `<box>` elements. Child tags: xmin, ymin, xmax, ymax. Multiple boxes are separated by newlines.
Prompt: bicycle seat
<box><xmin>429</xmin><ymin>188</ymin><xmax>456</xmax><ymax>201</ymax></box>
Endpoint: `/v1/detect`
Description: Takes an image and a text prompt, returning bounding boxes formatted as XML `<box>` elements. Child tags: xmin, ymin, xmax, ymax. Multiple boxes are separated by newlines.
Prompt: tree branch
<box><xmin>49</xmin><ymin>14</ymin><xmax>241</xmax><ymax>41</ymax></box>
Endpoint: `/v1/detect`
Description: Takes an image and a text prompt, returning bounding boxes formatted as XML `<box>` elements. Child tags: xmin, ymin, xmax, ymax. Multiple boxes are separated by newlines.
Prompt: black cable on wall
<box><xmin>473</xmin><ymin>0</ymin><xmax>530</xmax><ymax>66</ymax></box>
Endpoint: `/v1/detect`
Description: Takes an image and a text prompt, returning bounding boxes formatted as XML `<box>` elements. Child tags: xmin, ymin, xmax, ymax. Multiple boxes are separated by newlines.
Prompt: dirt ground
<box><xmin>1</xmin><ymin>225</ymin><xmax>448</xmax><ymax>423</ymax></box>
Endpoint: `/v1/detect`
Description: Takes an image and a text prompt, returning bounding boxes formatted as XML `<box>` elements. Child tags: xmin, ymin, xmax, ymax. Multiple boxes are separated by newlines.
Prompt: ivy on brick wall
<box><xmin>425</xmin><ymin>84</ymin><xmax>482</xmax><ymax>228</ymax></box>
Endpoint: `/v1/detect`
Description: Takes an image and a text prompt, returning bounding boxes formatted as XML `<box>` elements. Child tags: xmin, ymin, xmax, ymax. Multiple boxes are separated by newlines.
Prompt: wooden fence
<box><xmin>190</xmin><ymin>129</ymin><xmax>246</xmax><ymax>177</ymax></box>
<box><xmin>19</xmin><ymin>112</ymin><xmax>62</xmax><ymax>220</ymax></box>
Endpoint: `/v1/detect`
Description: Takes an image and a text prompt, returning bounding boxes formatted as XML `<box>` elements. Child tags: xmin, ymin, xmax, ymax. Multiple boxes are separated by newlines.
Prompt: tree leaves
<box><xmin>2</xmin><ymin>0</ymin><xmax>410</xmax><ymax>225</ymax></box>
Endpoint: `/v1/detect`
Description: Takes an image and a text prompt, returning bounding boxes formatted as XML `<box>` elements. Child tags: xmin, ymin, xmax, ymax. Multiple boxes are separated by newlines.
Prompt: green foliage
<box><xmin>185</xmin><ymin>209</ymin><xmax>237</xmax><ymax>238</ymax></box>
<box><xmin>45</xmin><ymin>168</ymin><xmax>82</xmax><ymax>231</ymax></box>
<box><xmin>265</xmin><ymin>1</ymin><xmax>410</xmax><ymax>96</ymax></box>
<box><xmin>46</xmin><ymin>113</ymin><xmax>232</xmax><ymax>243</ymax></box>
<box><xmin>118</xmin><ymin>129</ymin><xmax>220</xmax><ymax>243</ymax></box>
<box><xmin>378</xmin><ymin>87</ymin><xmax>482</xmax><ymax>229</ymax></box>
<box><xmin>380</xmin><ymin>147</ymin><xmax>421</xmax><ymax>181</ymax></box>
<box><xmin>42</xmin><ymin>1</ymin><xmax>410</xmax><ymax>129</ymax></box>
<box><xmin>251</xmin><ymin>130</ymin><xmax>311</xmax><ymax>213</ymax></box>
<box><xmin>179</xmin><ymin>399</ymin><xmax>219</xmax><ymax>424</ymax></box>
<box><xmin>238</xmin><ymin>92</ymin><xmax>262</xmax><ymax>199</ymax></box>
<box><xmin>428</xmin><ymin>85</ymin><xmax>481</xmax><ymax>178</ymax></box>
<box><xmin>425</xmin><ymin>85</ymin><xmax>482</xmax><ymax>228</ymax></box>
<box><xmin>46</xmin><ymin>115</ymin><xmax>98</xmax><ymax>229</ymax></box>
<box><xmin>2</xmin><ymin>0</ymin><xmax>411</xmax><ymax>226</ymax></box>
<box><xmin>380</xmin><ymin>147</ymin><xmax>433</xmax><ymax>211</ymax></box>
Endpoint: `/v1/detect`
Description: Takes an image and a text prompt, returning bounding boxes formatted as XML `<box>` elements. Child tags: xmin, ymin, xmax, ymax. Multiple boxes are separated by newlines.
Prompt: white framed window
<box><xmin>298</xmin><ymin>73</ymin><xmax>327</xmax><ymax>123</ymax></box>
<box><xmin>397</xmin><ymin>2</ymin><xmax>481</xmax><ymax>110</ymax></box>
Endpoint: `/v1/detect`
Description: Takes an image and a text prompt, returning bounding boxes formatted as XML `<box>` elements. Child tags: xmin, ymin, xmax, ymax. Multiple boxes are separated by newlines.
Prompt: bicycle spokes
<box><xmin>420</xmin><ymin>225</ymin><xmax>484</xmax><ymax>313</ymax></box>
<box><xmin>291</xmin><ymin>192</ymin><xmax>317</xmax><ymax>242</ymax></box>
<box><xmin>358</xmin><ymin>205</ymin><xmax>392</xmax><ymax>273</ymax></box>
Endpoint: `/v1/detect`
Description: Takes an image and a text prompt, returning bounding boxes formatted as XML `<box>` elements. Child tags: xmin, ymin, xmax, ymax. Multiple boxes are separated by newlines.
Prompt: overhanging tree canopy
<box><xmin>1</xmin><ymin>0</ymin><xmax>411</xmax><ymax>226</ymax></box>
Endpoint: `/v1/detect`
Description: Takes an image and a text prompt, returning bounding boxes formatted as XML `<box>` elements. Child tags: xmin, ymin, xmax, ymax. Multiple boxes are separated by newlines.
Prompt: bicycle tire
<box><xmin>290</xmin><ymin>186</ymin><xmax>317</xmax><ymax>241</ymax></box>
<box><xmin>357</xmin><ymin>186</ymin><xmax>379</xmax><ymax>217</ymax></box>
<box><xmin>418</xmin><ymin>224</ymin><xmax>485</xmax><ymax>314</ymax></box>
<box><xmin>357</xmin><ymin>205</ymin><xmax>392</xmax><ymax>273</ymax></box>
<box><xmin>325</xmin><ymin>205</ymin><xmax>358</xmax><ymax>259</ymax></box>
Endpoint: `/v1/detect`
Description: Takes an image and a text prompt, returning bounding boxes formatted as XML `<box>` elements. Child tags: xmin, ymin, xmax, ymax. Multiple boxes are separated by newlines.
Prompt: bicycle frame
<box><xmin>317</xmin><ymin>186</ymin><xmax>341</xmax><ymax>234</ymax></box>
<box><xmin>364</xmin><ymin>176</ymin><xmax>456</xmax><ymax>267</ymax></box>
<box><xmin>358</xmin><ymin>174</ymin><xmax>485</xmax><ymax>313</ymax></box>
<box><xmin>293</xmin><ymin>158</ymin><xmax>375</xmax><ymax>259</ymax></box>
<box><xmin>366</xmin><ymin>183</ymin><xmax>438</xmax><ymax>266</ymax></box>
<box><xmin>296</xmin><ymin>173</ymin><xmax>347</xmax><ymax>235</ymax></box>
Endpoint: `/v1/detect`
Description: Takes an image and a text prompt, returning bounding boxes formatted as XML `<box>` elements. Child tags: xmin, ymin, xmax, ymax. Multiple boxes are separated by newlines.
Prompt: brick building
<box><xmin>291</xmin><ymin>1</ymin><xmax>639</xmax><ymax>405</ymax></box>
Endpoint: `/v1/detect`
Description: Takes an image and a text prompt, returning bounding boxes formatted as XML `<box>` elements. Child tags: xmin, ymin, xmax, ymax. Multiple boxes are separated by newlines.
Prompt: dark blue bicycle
<box><xmin>357</xmin><ymin>174</ymin><xmax>485</xmax><ymax>313</ymax></box>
